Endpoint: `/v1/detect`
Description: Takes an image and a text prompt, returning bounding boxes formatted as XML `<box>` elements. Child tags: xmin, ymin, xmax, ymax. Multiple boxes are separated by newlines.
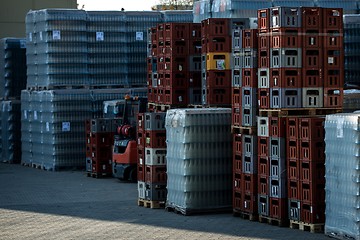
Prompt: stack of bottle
<box><xmin>344</xmin><ymin>14</ymin><xmax>360</xmax><ymax>87</ymax></box>
<box><xmin>85</xmin><ymin>118</ymin><xmax>118</xmax><ymax>177</ymax></box>
<box><xmin>324</xmin><ymin>113</ymin><xmax>360</xmax><ymax>240</ymax></box>
<box><xmin>0</xmin><ymin>38</ymin><xmax>26</xmax><ymax>163</ymax></box>
<box><xmin>165</xmin><ymin>108</ymin><xmax>232</xmax><ymax>215</ymax></box>
<box><xmin>211</xmin><ymin>0</ymin><xmax>273</xmax><ymax>19</ymax></box>
<box><xmin>137</xmin><ymin>112</ymin><xmax>167</xmax><ymax>207</ymax></box>
<box><xmin>147</xmin><ymin>22</ymin><xmax>202</xmax><ymax>109</ymax></box>
<box><xmin>287</xmin><ymin>117</ymin><xmax>326</xmax><ymax>226</ymax></box>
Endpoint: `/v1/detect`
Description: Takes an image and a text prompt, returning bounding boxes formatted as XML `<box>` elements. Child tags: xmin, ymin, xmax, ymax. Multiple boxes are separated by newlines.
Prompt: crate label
<box><xmin>29</xmin><ymin>33</ymin><xmax>32</xmax><ymax>42</ymax></box>
<box><xmin>53</xmin><ymin>30</ymin><xmax>61</xmax><ymax>40</ymax></box>
<box><xmin>34</xmin><ymin>110</ymin><xmax>37</xmax><ymax>120</ymax></box>
<box><xmin>136</xmin><ymin>32</ymin><xmax>143</xmax><ymax>41</ymax></box>
<box><xmin>272</xmin><ymin>16</ymin><xmax>278</xmax><ymax>27</ymax></box>
<box><xmin>336</xmin><ymin>117</ymin><xmax>344</xmax><ymax>138</ymax></box>
<box><xmin>96</xmin><ymin>32</ymin><xmax>104</xmax><ymax>41</ymax></box>
<box><xmin>328</xmin><ymin>57</ymin><xmax>334</xmax><ymax>64</ymax></box>
<box><xmin>20</xmin><ymin>40</ymin><xmax>26</xmax><ymax>48</ymax></box>
<box><xmin>103</xmin><ymin>165</ymin><xmax>106</xmax><ymax>170</ymax></box>
<box><xmin>216</xmin><ymin>60</ymin><xmax>225</xmax><ymax>70</ymax></box>
<box><xmin>62</xmin><ymin>122</ymin><xmax>70</xmax><ymax>132</ymax></box>
<box><xmin>23</xmin><ymin>110</ymin><xmax>27</xmax><ymax>119</ymax></box>
<box><xmin>139</xmin><ymin>157</ymin><xmax>143</xmax><ymax>165</ymax></box>
<box><xmin>46</xmin><ymin>122</ymin><xmax>50</xmax><ymax>132</ymax></box>
<box><xmin>39</xmin><ymin>31</ymin><xmax>43</xmax><ymax>41</ymax></box>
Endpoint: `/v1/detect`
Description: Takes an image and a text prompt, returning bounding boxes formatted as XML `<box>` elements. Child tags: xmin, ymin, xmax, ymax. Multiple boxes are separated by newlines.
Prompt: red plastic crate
<box><xmin>189</xmin><ymin>23</ymin><xmax>201</xmax><ymax>39</ymax></box>
<box><xmin>206</xmin><ymin>70</ymin><xmax>232</xmax><ymax>88</ymax></box>
<box><xmin>137</xmin><ymin>113</ymin><xmax>145</xmax><ymax>133</ymax></box>
<box><xmin>288</xmin><ymin>159</ymin><xmax>300</xmax><ymax>181</ymax></box>
<box><xmin>270</xmin><ymin>68</ymin><xmax>302</xmax><ymax>88</ymax></box>
<box><xmin>258</xmin><ymin>156</ymin><xmax>269</xmax><ymax>177</ymax></box>
<box><xmin>286</xmin><ymin>117</ymin><xmax>299</xmax><ymax>140</ymax></box>
<box><xmin>301</xmin><ymin>7</ymin><xmax>323</xmax><ymax>29</ymax></box>
<box><xmin>287</xmin><ymin>139</ymin><xmax>299</xmax><ymax>160</ymax></box>
<box><xmin>201</xmin><ymin>36</ymin><xmax>232</xmax><ymax>53</ymax></box>
<box><xmin>258</xmin><ymin>32</ymin><xmax>270</xmax><ymax>49</ymax></box>
<box><xmin>258</xmin><ymin>88</ymin><xmax>270</xmax><ymax>109</ymax></box>
<box><xmin>324</xmin><ymin>49</ymin><xmax>344</xmax><ymax>69</ymax></box>
<box><xmin>164</xmin><ymin>88</ymin><xmax>188</xmax><ymax>106</ymax></box>
<box><xmin>300</xmin><ymin>181</ymin><xmax>325</xmax><ymax>204</ymax></box>
<box><xmin>300</xmin><ymin>161</ymin><xmax>325</xmax><ymax>184</ymax></box>
<box><xmin>233</xmin><ymin>133</ymin><xmax>242</xmax><ymax>155</ymax></box>
<box><xmin>258</xmin><ymin>49</ymin><xmax>269</xmax><ymax>68</ymax></box>
<box><xmin>299</xmin><ymin>117</ymin><xmax>325</xmax><ymax>141</ymax></box>
<box><xmin>164</xmin><ymin>23</ymin><xmax>190</xmax><ymax>40</ymax></box>
<box><xmin>163</xmin><ymin>56</ymin><xmax>189</xmax><ymax>72</ymax></box>
<box><xmin>163</xmin><ymin>40</ymin><xmax>189</xmax><ymax>56</ymax></box>
<box><xmin>302</xmin><ymin>30</ymin><xmax>322</xmax><ymax>48</ymax></box>
<box><xmin>302</xmin><ymin>69</ymin><xmax>323</xmax><ymax>88</ymax></box>
<box><xmin>233</xmin><ymin>153</ymin><xmax>242</xmax><ymax>174</ymax></box>
<box><xmin>270</xmin><ymin>28</ymin><xmax>301</xmax><ymax>48</ymax></box>
<box><xmin>258</xmin><ymin>9</ymin><xmax>270</xmax><ymax>30</ymax></box>
<box><xmin>232</xmin><ymin>107</ymin><xmax>241</xmax><ymax>127</ymax></box>
<box><xmin>189</xmin><ymin>40</ymin><xmax>202</xmax><ymax>55</ymax></box>
<box><xmin>189</xmin><ymin>71</ymin><xmax>201</xmax><ymax>88</ymax></box>
<box><xmin>288</xmin><ymin>179</ymin><xmax>300</xmax><ymax>200</ymax></box>
<box><xmin>242</xmin><ymin>192</ymin><xmax>258</xmax><ymax>214</ymax></box>
<box><xmin>269</xmin><ymin>197</ymin><xmax>288</xmax><ymax>220</ymax></box>
<box><xmin>206</xmin><ymin>87</ymin><xmax>231</xmax><ymax>106</ymax></box>
<box><xmin>258</xmin><ymin>136</ymin><xmax>269</xmax><ymax>157</ymax></box>
<box><xmin>88</xmin><ymin>132</ymin><xmax>114</xmax><ymax>146</ymax></box>
<box><xmin>324</xmin><ymin>88</ymin><xmax>343</xmax><ymax>108</ymax></box>
<box><xmin>242</xmin><ymin>173</ymin><xmax>257</xmax><ymax>194</ymax></box>
<box><xmin>145</xmin><ymin>165</ymin><xmax>167</xmax><ymax>184</ymax></box>
<box><xmin>233</xmin><ymin>190</ymin><xmax>243</xmax><ymax>211</ymax></box>
<box><xmin>242</xmin><ymin>68</ymin><xmax>258</xmax><ymax>88</ymax></box>
<box><xmin>92</xmin><ymin>159</ymin><xmax>112</xmax><ymax>175</ymax></box>
<box><xmin>269</xmin><ymin>117</ymin><xmax>286</xmax><ymax>138</ymax></box>
<box><xmin>137</xmin><ymin>164</ymin><xmax>145</xmax><ymax>182</ymax></box>
<box><xmin>242</xmin><ymin>29</ymin><xmax>258</xmax><ymax>48</ymax></box>
<box><xmin>163</xmin><ymin>72</ymin><xmax>189</xmax><ymax>88</ymax></box>
<box><xmin>258</xmin><ymin>175</ymin><xmax>269</xmax><ymax>196</ymax></box>
<box><xmin>322</xmin><ymin>8</ymin><xmax>343</xmax><ymax>30</ymax></box>
<box><xmin>201</xmin><ymin>18</ymin><xmax>230</xmax><ymax>38</ymax></box>
<box><xmin>303</xmin><ymin>49</ymin><xmax>323</xmax><ymax>69</ymax></box>
<box><xmin>323</xmin><ymin>30</ymin><xmax>343</xmax><ymax>49</ymax></box>
<box><xmin>145</xmin><ymin>130</ymin><xmax>166</xmax><ymax>148</ymax></box>
<box><xmin>157</xmin><ymin>24</ymin><xmax>164</xmax><ymax>41</ymax></box>
<box><xmin>150</xmin><ymin>27</ymin><xmax>157</xmax><ymax>43</ymax></box>
<box><xmin>91</xmin><ymin>145</ymin><xmax>112</xmax><ymax>161</ymax></box>
<box><xmin>323</xmin><ymin>68</ymin><xmax>343</xmax><ymax>88</ymax></box>
<box><xmin>232</xmin><ymin>88</ymin><xmax>241</xmax><ymax>107</ymax></box>
<box><xmin>301</xmin><ymin>202</ymin><xmax>325</xmax><ymax>224</ymax></box>
<box><xmin>299</xmin><ymin>140</ymin><xmax>325</xmax><ymax>162</ymax></box>
<box><xmin>137</xmin><ymin>133</ymin><xmax>145</xmax><ymax>147</ymax></box>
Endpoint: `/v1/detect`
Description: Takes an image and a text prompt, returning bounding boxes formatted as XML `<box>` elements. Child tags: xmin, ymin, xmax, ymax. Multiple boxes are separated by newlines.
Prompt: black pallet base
<box><xmin>259</xmin><ymin>215</ymin><xmax>289</xmax><ymax>227</ymax></box>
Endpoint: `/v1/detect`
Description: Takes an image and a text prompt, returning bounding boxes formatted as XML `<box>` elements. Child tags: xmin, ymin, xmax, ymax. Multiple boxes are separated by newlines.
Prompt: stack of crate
<box><xmin>85</xmin><ymin>118</ymin><xmax>117</xmax><ymax>177</ymax></box>
<box><xmin>147</xmin><ymin>23</ymin><xmax>202</xmax><ymax>109</ymax></box>
<box><xmin>201</xmin><ymin>18</ymin><xmax>232</xmax><ymax>107</ymax></box>
<box><xmin>137</xmin><ymin>112</ymin><xmax>167</xmax><ymax>208</ymax></box>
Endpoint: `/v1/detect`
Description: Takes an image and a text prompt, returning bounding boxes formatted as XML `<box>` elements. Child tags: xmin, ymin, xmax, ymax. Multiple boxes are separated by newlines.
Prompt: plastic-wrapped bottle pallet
<box><xmin>165</xmin><ymin>108</ymin><xmax>232</xmax><ymax>215</ymax></box>
<box><xmin>344</xmin><ymin>14</ymin><xmax>360</xmax><ymax>87</ymax></box>
<box><xmin>0</xmin><ymin>38</ymin><xmax>27</xmax><ymax>99</ymax></box>
<box><xmin>193</xmin><ymin>0</ymin><xmax>213</xmax><ymax>23</ymax></box>
<box><xmin>21</xmin><ymin>90</ymin><xmax>32</xmax><ymax>166</ymax></box>
<box><xmin>211</xmin><ymin>0</ymin><xmax>272</xmax><ymax>19</ymax></box>
<box><xmin>0</xmin><ymin>100</ymin><xmax>21</xmax><ymax>163</ymax></box>
<box><xmin>324</xmin><ymin>112</ymin><xmax>360</xmax><ymax>240</ymax></box>
<box><xmin>272</xmin><ymin>0</ymin><xmax>315</xmax><ymax>7</ymax></box>
<box><xmin>161</xmin><ymin>10</ymin><xmax>193</xmax><ymax>23</ymax></box>
<box><xmin>315</xmin><ymin>0</ymin><xmax>359</xmax><ymax>14</ymax></box>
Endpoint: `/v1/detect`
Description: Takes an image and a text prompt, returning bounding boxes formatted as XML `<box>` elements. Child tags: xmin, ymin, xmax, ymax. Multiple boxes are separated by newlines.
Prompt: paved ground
<box><xmin>0</xmin><ymin>163</ymin><xmax>330</xmax><ymax>240</ymax></box>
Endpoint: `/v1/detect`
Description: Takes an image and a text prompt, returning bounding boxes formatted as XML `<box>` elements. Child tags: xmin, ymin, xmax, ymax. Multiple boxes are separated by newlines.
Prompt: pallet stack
<box><xmin>232</xmin><ymin>6</ymin><xmax>344</xmax><ymax>232</ymax></box>
<box><xmin>85</xmin><ymin>118</ymin><xmax>117</xmax><ymax>177</ymax></box>
<box><xmin>137</xmin><ymin>112</ymin><xmax>167</xmax><ymax>208</ymax></box>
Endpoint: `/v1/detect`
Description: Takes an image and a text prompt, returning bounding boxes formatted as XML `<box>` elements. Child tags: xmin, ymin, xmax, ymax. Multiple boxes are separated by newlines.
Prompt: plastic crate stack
<box><xmin>137</xmin><ymin>112</ymin><xmax>167</xmax><ymax>208</ymax></box>
<box><xmin>201</xmin><ymin>18</ymin><xmax>233</xmax><ymax>107</ymax></box>
<box><xmin>344</xmin><ymin>14</ymin><xmax>360</xmax><ymax>87</ymax></box>
<box><xmin>165</xmin><ymin>108</ymin><xmax>232</xmax><ymax>215</ymax></box>
<box><xmin>85</xmin><ymin>118</ymin><xmax>117</xmax><ymax>177</ymax></box>
<box><xmin>324</xmin><ymin>113</ymin><xmax>360</xmax><ymax>240</ymax></box>
<box><xmin>0</xmin><ymin>38</ymin><xmax>26</xmax><ymax>164</ymax></box>
<box><xmin>147</xmin><ymin>22</ymin><xmax>202</xmax><ymax>110</ymax></box>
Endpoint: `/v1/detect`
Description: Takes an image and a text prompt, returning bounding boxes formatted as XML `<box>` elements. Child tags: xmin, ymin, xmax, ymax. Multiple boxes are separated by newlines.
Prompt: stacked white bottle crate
<box><xmin>324</xmin><ymin>113</ymin><xmax>360</xmax><ymax>240</ymax></box>
<box><xmin>165</xmin><ymin>108</ymin><xmax>232</xmax><ymax>215</ymax></box>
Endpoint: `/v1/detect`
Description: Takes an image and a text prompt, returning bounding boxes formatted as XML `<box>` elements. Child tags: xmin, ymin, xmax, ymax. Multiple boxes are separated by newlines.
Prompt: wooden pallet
<box><xmin>259</xmin><ymin>108</ymin><xmax>342</xmax><ymax>117</ymax></box>
<box><xmin>289</xmin><ymin>220</ymin><xmax>324</xmax><ymax>233</ymax></box>
<box><xmin>259</xmin><ymin>215</ymin><xmax>289</xmax><ymax>227</ymax></box>
<box><xmin>138</xmin><ymin>199</ymin><xmax>165</xmax><ymax>209</ymax></box>
<box><xmin>231</xmin><ymin>126</ymin><xmax>257</xmax><ymax>135</ymax></box>
<box><xmin>233</xmin><ymin>209</ymin><xmax>258</xmax><ymax>221</ymax></box>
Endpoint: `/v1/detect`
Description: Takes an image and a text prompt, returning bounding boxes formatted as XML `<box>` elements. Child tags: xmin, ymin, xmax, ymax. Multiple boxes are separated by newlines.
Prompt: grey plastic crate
<box><xmin>242</xmin><ymin>107</ymin><xmax>257</xmax><ymax>127</ymax></box>
<box><xmin>145</xmin><ymin>182</ymin><xmax>167</xmax><ymax>201</ymax></box>
<box><xmin>189</xmin><ymin>88</ymin><xmax>201</xmax><ymax>105</ymax></box>
<box><xmin>189</xmin><ymin>55</ymin><xmax>202</xmax><ymax>72</ymax></box>
<box><xmin>145</xmin><ymin>147</ymin><xmax>167</xmax><ymax>166</ymax></box>
<box><xmin>302</xmin><ymin>87</ymin><xmax>324</xmax><ymax>108</ymax></box>
<box><xmin>258</xmin><ymin>68</ymin><xmax>270</xmax><ymax>88</ymax></box>
<box><xmin>86</xmin><ymin>157</ymin><xmax>92</xmax><ymax>173</ymax></box>
<box><xmin>232</xmin><ymin>52</ymin><xmax>243</xmax><ymax>70</ymax></box>
<box><xmin>270</xmin><ymin>137</ymin><xmax>286</xmax><ymax>159</ymax></box>
<box><xmin>288</xmin><ymin>199</ymin><xmax>301</xmax><ymax>221</ymax></box>
<box><xmin>232</xmin><ymin>69</ymin><xmax>242</xmax><ymax>87</ymax></box>
<box><xmin>242</xmin><ymin>134</ymin><xmax>257</xmax><ymax>157</ymax></box>
<box><xmin>270</xmin><ymin>7</ymin><xmax>301</xmax><ymax>28</ymax></box>
<box><xmin>145</xmin><ymin>112</ymin><xmax>166</xmax><ymax>131</ymax></box>
<box><xmin>90</xmin><ymin>118</ymin><xmax>117</xmax><ymax>133</ymax></box>
<box><xmin>201</xmin><ymin>54</ymin><xmax>207</xmax><ymax>73</ymax></box>
<box><xmin>243</xmin><ymin>49</ymin><xmax>258</xmax><ymax>68</ymax></box>
<box><xmin>269</xmin><ymin>176</ymin><xmax>287</xmax><ymax>198</ymax></box>
<box><xmin>270</xmin><ymin>157</ymin><xmax>287</xmax><ymax>179</ymax></box>
<box><xmin>258</xmin><ymin>195</ymin><xmax>269</xmax><ymax>216</ymax></box>
<box><xmin>257</xmin><ymin>116</ymin><xmax>269</xmax><ymax>137</ymax></box>
<box><xmin>242</xmin><ymin>155</ymin><xmax>257</xmax><ymax>174</ymax></box>
<box><xmin>270</xmin><ymin>88</ymin><xmax>302</xmax><ymax>108</ymax></box>
<box><xmin>270</xmin><ymin>48</ymin><xmax>302</xmax><ymax>68</ymax></box>
<box><xmin>138</xmin><ymin>181</ymin><xmax>146</xmax><ymax>199</ymax></box>
<box><xmin>242</xmin><ymin>87</ymin><xmax>257</xmax><ymax>108</ymax></box>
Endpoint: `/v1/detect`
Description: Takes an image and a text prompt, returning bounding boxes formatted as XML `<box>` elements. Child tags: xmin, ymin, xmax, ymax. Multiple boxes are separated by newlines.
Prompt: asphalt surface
<box><xmin>0</xmin><ymin>163</ymin><xmax>330</xmax><ymax>240</ymax></box>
